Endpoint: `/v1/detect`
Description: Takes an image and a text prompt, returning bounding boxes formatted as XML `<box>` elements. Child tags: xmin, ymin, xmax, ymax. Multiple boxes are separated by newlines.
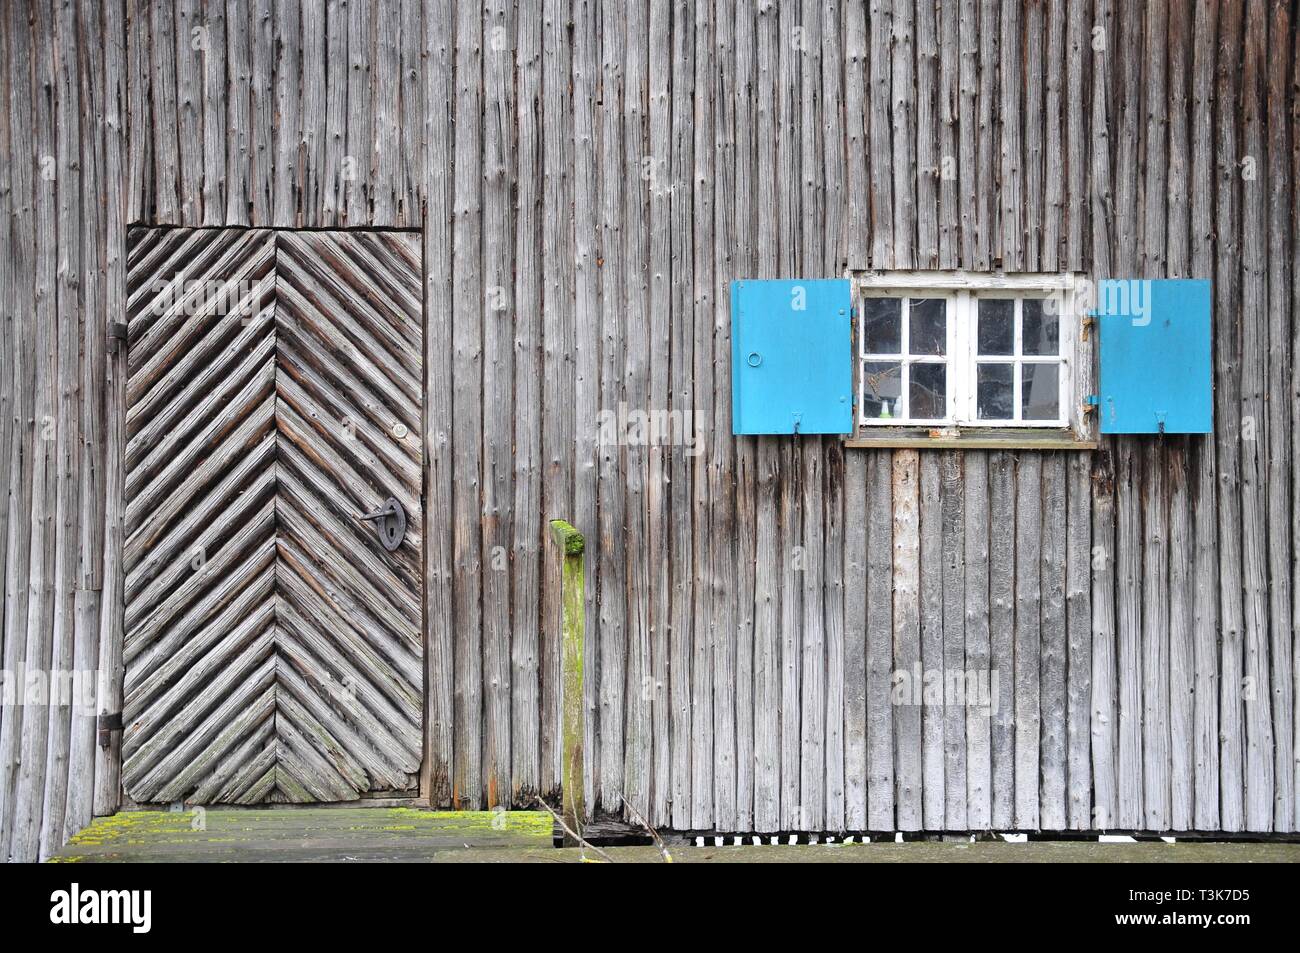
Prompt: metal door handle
<box><xmin>358</xmin><ymin>497</ymin><xmax>407</xmax><ymax>552</ymax></box>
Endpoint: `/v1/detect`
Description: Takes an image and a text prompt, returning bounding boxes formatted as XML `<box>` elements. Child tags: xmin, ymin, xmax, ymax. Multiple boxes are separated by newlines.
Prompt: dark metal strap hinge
<box><xmin>98</xmin><ymin>711</ymin><xmax>123</xmax><ymax>748</ymax></box>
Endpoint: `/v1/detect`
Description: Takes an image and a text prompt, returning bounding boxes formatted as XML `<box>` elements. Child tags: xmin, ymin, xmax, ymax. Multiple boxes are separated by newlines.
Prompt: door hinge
<box><xmin>109</xmin><ymin>322</ymin><xmax>129</xmax><ymax>351</ymax></box>
<box><xmin>97</xmin><ymin>711</ymin><xmax>123</xmax><ymax>748</ymax></box>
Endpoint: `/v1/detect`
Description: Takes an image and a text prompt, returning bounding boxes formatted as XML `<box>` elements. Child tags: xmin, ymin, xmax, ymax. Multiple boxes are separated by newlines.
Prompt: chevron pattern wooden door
<box><xmin>121</xmin><ymin>228</ymin><xmax>424</xmax><ymax>805</ymax></box>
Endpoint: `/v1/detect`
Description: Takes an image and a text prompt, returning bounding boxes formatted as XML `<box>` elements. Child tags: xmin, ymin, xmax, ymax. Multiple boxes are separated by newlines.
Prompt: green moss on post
<box><xmin>549</xmin><ymin>519</ymin><xmax>586</xmax><ymax>844</ymax></box>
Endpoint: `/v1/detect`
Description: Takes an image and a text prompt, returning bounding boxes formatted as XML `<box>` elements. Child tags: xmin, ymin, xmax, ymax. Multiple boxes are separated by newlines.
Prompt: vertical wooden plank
<box><xmin>1214</xmin><ymin>0</ymin><xmax>1245</xmax><ymax>832</ymax></box>
<box><xmin>597</xmin><ymin>0</ymin><xmax>628</xmax><ymax>817</ymax></box>
<box><xmin>889</xmin><ymin>0</ymin><xmax>914</xmax><ymax>268</ymax></box>
<box><xmin>1114</xmin><ymin>441</ymin><xmax>1144</xmax><ymax>829</ymax></box>
<box><xmin>866</xmin><ymin>452</ymin><xmax>894</xmax><ymax>829</ymax></box>
<box><xmin>915</xmin><ymin>0</ymin><xmax>935</xmax><ymax>271</ymax></box>
<box><xmin>915</xmin><ymin>0</ymin><xmax>938</xmax><ymax>268</ymax></box>
<box><xmin>1111</xmin><ymin>0</ymin><xmax>1142</xmax><ymax>833</ymax></box>
<box><xmin>398</xmin><ymin>0</ymin><xmax>422</xmax><ymax>223</ymax></box>
<box><xmin>1014</xmin><ymin>454</ymin><xmax>1042</xmax><ymax>829</ymax></box>
<box><xmin>941</xmin><ymin>450</ymin><xmax>966</xmax><ymax>829</ymax></box>
<box><xmin>482</xmin><ymin>0</ymin><xmax>515</xmax><ymax>810</ymax></box>
<box><xmin>0</xmin><ymin>4</ymin><xmax>12</xmax><ymax>848</ymax></box>
<box><xmin>298</xmin><ymin>0</ymin><xmax>325</xmax><ymax>225</ymax></box>
<box><xmin>919</xmin><ymin>452</ymin><xmax>945</xmax><ymax>827</ymax></box>
<box><xmin>996</xmin><ymin>0</ymin><xmax>1020</xmax><ymax>269</ymax></box>
<box><xmin>320</xmin><ymin>0</ymin><xmax>348</xmax><ymax>225</ymax></box>
<box><xmin>1024</xmin><ymin>0</ymin><xmax>1046</xmax><ymax>269</ymax></box>
<box><xmin>572</xmin><ymin>0</ymin><xmax>599</xmax><ymax>817</ymax></box>
<box><xmin>820</xmin><ymin>0</ymin><xmax>844</xmax><ymax>273</ymax></box>
<box><xmin>249</xmin><ymin>0</ymin><xmax>273</xmax><ymax>224</ymax></box>
<box><xmin>689</xmin><ymin>0</ymin><xmax>714</xmax><ymax>830</ymax></box>
<box><xmin>796</xmin><ymin>0</ymin><xmax>822</xmax><ymax>834</ymax></box>
<box><xmin>868</xmin><ymin>0</ymin><xmax>893</xmax><ymax>268</ymax></box>
<box><xmin>821</xmin><ymin>1</ymin><xmax>846</xmax><ymax>834</ymax></box>
<box><xmin>1291</xmin><ymin>5</ymin><xmax>1300</xmax><ymax>836</ymax></box>
<box><xmin>372</xmin><ymin>0</ymin><xmax>401</xmax><ymax>225</ymax></box>
<box><xmin>936</xmin><ymin>0</ymin><xmax>959</xmax><ymax>269</ymax></box>
<box><xmin>450</xmin><ymin>0</ymin><xmax>483</xmax><ymax>809</ymax></box>
<box><xmin>10</xmin><ymin>0</ymin><xmax>60</xmax><ymax>862</ymax></box>
<box><xmin>1264</xmin><ymin>0</ymin><xmax>1294</xmax><ymax>833</ymax></box>
<box><xmin>1140</xmin><ymin>0</ymin><xmax>1171</xmax><ymax>833</ymax></box>
<box><xmin>1040</xmin><ymin>454</ymin><xmax>1067</xmax><ymax>829</ymax></box>
<box><xmin>964</xmin><ymin>452</ymin><xmax>991</xmax><ymax>830</ymax></box>
<box><xmin>224</xmin><ymin>0</ymin><xmax>250</xmax><ymax>225</ymax></box>
<box><xmin>1064</xmin><ymin>0</ymin><xmax>1086</xmax><ymax>271</ymax></box>
<box><xmin>1239</xmin><ymin>0</ymin><xmax>1274</xmax><ymax>832</ymax></box>
<box><xmin>1040</xmin><ymin>0</ymin><xmax>1064</xmax><ymax>270</ymax></box>
<box><xmin>422</xmin><ymin>0</ymin><xmax>455</xmax><ymax>807</ymax></box>
<box><xmin>1169</xmin><ymin>446</ymin><xmax>1196</xmax><ymax>829</ymax></box>
<box><xmin>66</xmin><ymin>0</ymin><xmax>115</xmax><ymax>846</ymax></box>
<box><xmin>36</xmin><ymin>0</ymin><xmax>84</xmax><ymax>860</ymax></box>
<box><xmin>93</xmin><ymin>0</ymin><xmax>128</xmax><ymax>821</ymax></box>
<box><xmin>891</xmin><ymin>450</ymin><xmax>921</xmax><ymax>831</ymax></box>
<box><xmin>1188</xmin><ymin>0</ymin><xmax>1220</xmax><ymax>832</ymax></box>
<box><xmin>125</xmin><ymin>0</ymin><xmax>149</xmax><ymax>222</ymax></box>
<box><xmin>711</xmin><ymin>0</ymin><xmax>738</xmax><ymax>831</ymax></box>
<box><xmin>1164</xmin><ymin>0</ymin><xmax>1194</xmax><ymax>834</ymax></box>
<box><xmin>200</xmin><ymin>0</ymin><xmax>226</xmax><ymax>225</ymax></box>
<box><xmin>844</xmin><ymin>0</ymin><xmax>869</xmax><ymax>271</ymax></box>
<box><xmin>510</xmin><ymin>0</ymin><xmax>542</xmax><ymax>806</ymax></box>
<box><xmin>541</xmin><ymin>0</ymin><xmax>575</xmax><ymax>806</ymax></box>
<box><xmin>646</xmin><ymin>0</ymin><xmax>671</xmax><ymax>827</ymax></box>
<box><xmin>975</xmin><ymin>0</ymin><xmax>998</xmax><ymax>269</ymax></box>
<box><xmin>0</xmin><ymin>0</ymin><xmax>35</xmax><ymax>850</ymax></box>
<box><xmin>1088</xmin><ymin>0</ymin><xmax>1113</xmax><ymax>279</ymax></box>
<box><xmin>775</xmin><ymin>0</ymin><xmax>800</xmax><ymax>833</ymax></box>
<box><xmin>272</xmin><ymin>0</ymin><xmax>300</xmax><ymax>227</ymax></box>
<box><xmin>343</xmin><ymin>0</ymin><xmax>372</xmax><ymax>223</ymax></box>
<box><xmin>1065</xmin><ymin>452</ymin><xmax>1093</xmax><ymax>829</ymax></box>
<box><xmin>620</xmin><ymin>0</ymin><xmax>652</xmax><ymax>820</ymax></box>
<box><xmin>844</xmin><ymin>448</ymin><xmax>868</xmax><ymax>830</ymax></box>
<box><xmin>175</xmin><ymin>0</ymin><xmax>204</xmax><ymax>224</ymax></box>
<box><xmin>957</xmin><ymin>0</ymin><xmax>978</xmax><ymax>267</ymax></box>
<box><xmin>823</xmin><ymin>439</ymin><xmax>846</xmax><ymax>832</ymax></box>
<box><xmin>841</xmin><ymin>2</ymin><xmax>868</xmax><ymax>826</ymax></box>
<box><xmin>149</xmin><ymin>0</ymin><xmax>180</xmax><ymax>221</ymax></box>
<box><xmin>988</xmin><ymin>452</ymin><xmax>1015</xmax><ymax>827</ymax></box>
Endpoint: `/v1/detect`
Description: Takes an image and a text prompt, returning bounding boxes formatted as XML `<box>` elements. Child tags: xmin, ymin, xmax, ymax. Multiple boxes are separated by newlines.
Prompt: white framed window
<box><xmin>852</xmin><ymin>272</ymin><xmax>1092</xmax><ymax>447</ymax></box>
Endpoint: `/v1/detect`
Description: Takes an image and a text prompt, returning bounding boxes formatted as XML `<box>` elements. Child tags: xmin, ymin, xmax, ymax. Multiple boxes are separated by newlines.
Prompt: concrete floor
<box><xmin>47</xmin><ymin>808</ymin><xmax>1300</xmax><ymax>863</ymax></box>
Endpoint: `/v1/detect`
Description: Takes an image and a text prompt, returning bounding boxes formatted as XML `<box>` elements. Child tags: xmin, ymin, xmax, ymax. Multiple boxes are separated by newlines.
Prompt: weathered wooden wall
<box><xmin>2</xmin><ymin>0</ymin><xmax>1298</xmax><ymax>859</ymax></box>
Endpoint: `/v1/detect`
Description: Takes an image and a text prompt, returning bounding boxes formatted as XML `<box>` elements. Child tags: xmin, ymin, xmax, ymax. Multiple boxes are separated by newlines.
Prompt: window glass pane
<box><xmin>1021</xmin><ymin>298</ymin><xmax>1059</xmax><ymax>355</ymax></box>
<box><xmin>862</xmin><ymin>361</ymin><xmax>903</xmax><ymax>419</ymax></box>
<box><xmin>977</xmin><ymin>298</ymin><xmax>1015</xmax><ymax>355</ymax></box>
<box><xmin>1021</xmin><ymin>362</ymin><xmax>1061</xmax><ymax>420</ymax></box>
<box><xmin>976</xmin><ymin>363</ymin><xmax>1014</xmax><ymax>420</ymax></box>
<box><xmin>908</xmin><ymin>297</ymin><xmax>946</xmax><ymax>356</ymax></box>
<box><xmin>862</xmin><ymin>297</ymin><xmax>902</xmax><ymax>354</ymax></box>
<box><xmin>909</xmin><ymin>362</ymin><xmax>947</xmax><ymax>419</ymax></box>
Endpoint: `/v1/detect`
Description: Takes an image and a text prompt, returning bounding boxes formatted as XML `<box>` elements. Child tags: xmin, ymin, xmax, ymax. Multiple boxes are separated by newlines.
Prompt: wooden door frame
<box><xmin>103</xmin><ymin>224</ymin><xmax>430</xmax><ymax>811</ymax></box>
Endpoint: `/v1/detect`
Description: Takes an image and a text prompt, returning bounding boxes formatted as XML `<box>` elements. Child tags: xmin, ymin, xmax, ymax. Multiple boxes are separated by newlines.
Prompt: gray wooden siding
<box><xmin>1</xmin><ymin>0</ymin><xmax>1298</xmax><ymax>859</ymax></box>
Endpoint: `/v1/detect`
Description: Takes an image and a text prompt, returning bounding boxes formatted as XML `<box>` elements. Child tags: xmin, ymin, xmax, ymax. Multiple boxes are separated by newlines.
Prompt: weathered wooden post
<box><xmin>549</xmin><ymin>519</ymin><xmax>586</xmax><ymax>845</ymax></box>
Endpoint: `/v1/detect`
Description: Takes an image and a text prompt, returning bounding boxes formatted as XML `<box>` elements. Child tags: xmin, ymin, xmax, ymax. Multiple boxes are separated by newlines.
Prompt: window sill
<box><xmin>844</xmin><ymin>427</ymin><xmax>1097</xmax><ymax>451</ymax></box>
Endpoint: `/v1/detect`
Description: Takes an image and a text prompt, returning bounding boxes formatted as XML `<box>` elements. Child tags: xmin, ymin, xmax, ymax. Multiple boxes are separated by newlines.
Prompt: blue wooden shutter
<box><xmin>1096</xmin><ymin>278</ymin><xmax>1213</xmax><ymax>434</ymax></box>
<box><xmin>731</xmin><ymin>279</ymin><xmax>853</xmax><ymax>434</ymax></box>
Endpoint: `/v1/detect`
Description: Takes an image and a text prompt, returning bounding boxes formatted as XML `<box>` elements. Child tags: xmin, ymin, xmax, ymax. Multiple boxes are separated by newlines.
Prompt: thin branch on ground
<box><xmin>534</xmin><ymin>797</ymin><xmax>616</xmax><ymax>863</ymax></box>
<box><xmin>619</xmin><ymin>793</ymin><xmax>673</xmax><ymax>863</ymax></box>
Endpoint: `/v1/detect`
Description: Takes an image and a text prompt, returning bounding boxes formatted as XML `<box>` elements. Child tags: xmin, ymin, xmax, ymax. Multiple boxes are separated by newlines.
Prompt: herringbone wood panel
<box><xmin>121</xmin><ymin>228</ymin><xmax>423</xmax><ymax>805</ymax></box>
